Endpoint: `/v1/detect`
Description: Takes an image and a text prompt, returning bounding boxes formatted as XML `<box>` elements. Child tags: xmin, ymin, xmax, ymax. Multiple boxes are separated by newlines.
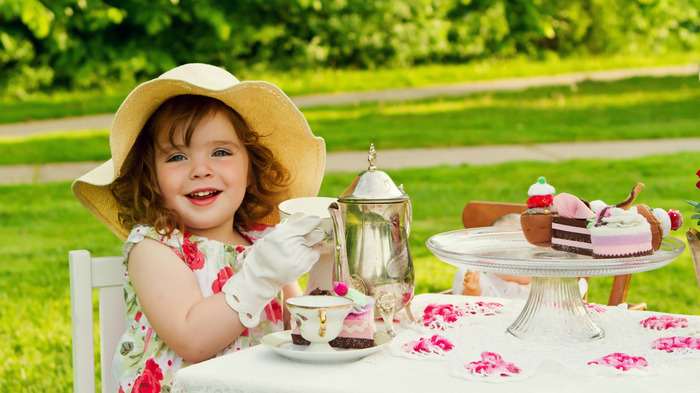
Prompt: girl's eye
<box><xmin>167</xmin><ymin>154</ymin><xmax>186</xmax><ymax>162</ymax></box>
<box><xmin>213</xmin><ymin>149</ymin><xmax>231</xmax><ymax>157</ymax></box>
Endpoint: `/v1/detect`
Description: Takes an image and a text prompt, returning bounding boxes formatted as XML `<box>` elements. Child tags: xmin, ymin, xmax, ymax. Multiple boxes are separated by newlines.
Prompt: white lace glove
<box><xmin>222</xmin><ymin>212</ymin><xmax>324</xmax><ymax>328</ymax></box>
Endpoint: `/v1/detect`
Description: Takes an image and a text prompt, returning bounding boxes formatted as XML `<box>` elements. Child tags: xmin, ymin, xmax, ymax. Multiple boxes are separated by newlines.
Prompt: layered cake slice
<box><xmin>291</xmin><ymin>283</ymin><xmax>376</xmax><ymax>349</ymax></box>
<box><xmin>551</xmin><ymin>193</ymin><xmax>596</xmax><ymax>256</ymax></box>
<box><xmin>590</xmin><ymin>206</ymin><xmax>653</xmax><ymax>258</ymax></box>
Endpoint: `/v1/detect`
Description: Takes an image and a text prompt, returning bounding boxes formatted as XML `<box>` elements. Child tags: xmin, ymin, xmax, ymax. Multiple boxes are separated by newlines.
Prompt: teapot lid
<box><xmin>337</xmin><ymin>144</ymin><xmax>409</xmax><ymax>203</ymax></box>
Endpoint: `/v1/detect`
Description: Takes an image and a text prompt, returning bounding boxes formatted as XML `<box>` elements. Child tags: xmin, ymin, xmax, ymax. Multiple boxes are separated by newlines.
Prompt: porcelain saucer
<box><xmin>262</xmin><ymin>330</ymin><xmax>391</xmax><ymax>363</ymax></box>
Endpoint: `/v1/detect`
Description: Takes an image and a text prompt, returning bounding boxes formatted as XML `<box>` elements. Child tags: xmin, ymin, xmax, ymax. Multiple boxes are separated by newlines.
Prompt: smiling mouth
<box><xmin>187</xmin><ymin>190</ymin><xmax>221</xmax><ymax>200</ymax></box>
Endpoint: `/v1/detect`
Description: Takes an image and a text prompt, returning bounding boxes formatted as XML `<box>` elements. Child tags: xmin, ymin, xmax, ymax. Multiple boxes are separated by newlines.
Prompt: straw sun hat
<box><xmin>72</xmin><ymin>63</ymin><xmax>326</xmax><ymax>241</ymax></box>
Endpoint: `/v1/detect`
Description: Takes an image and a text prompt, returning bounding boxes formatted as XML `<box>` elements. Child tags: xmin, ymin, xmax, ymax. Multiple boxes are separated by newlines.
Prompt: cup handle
<box><xmin>318</xmin><ymin>309</ymin><xmax>327</xmax><ymax>337</ymax></box>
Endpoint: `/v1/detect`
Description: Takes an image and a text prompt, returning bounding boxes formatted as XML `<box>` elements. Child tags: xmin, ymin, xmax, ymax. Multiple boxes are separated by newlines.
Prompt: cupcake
<box><xmin>520</xmin><ymin>177</ymin><xmax>557</xmax><ymax>247</ymax></box>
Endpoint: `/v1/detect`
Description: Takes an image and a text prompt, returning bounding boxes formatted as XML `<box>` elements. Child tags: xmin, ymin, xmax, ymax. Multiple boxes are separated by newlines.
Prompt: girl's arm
<box><xmin>128</xmin><ymin>238</ymin><xmax>248</xmax><ymax>363</ymax></box>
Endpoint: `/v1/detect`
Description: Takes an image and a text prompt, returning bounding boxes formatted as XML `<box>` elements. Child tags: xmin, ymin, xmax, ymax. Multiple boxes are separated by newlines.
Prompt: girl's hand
<box><xmin>222</xmin><ymin>212</ymin><xmax>324</xmax><ymax>327</ymax></box>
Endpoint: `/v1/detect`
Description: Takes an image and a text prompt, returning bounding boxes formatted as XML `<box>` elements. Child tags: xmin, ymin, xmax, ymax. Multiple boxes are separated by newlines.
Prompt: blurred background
<box><xmin>3</xmin><ymin>0</ymin><xmax>699</xmax><ymax>98</ymax></box>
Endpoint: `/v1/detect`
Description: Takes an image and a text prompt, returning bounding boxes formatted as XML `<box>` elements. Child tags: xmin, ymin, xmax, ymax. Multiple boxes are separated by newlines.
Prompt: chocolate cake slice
<box><xmin>551</xmin><ymin>216</ymin><xmax>593</xmax><ymax>256</ymax></box>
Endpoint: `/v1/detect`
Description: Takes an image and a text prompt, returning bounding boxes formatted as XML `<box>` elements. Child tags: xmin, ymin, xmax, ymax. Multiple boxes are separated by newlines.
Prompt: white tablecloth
<box><xmin>172</xmin><ymin>294</ymin><xmax>700</xmax><ymax>393</ymax></box>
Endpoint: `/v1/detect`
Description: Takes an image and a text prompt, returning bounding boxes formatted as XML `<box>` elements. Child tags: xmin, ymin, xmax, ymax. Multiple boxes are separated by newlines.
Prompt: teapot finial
<box><xmin>368</xmin><ymin>144</ymin><xmax>377</xmax><ymax>172</ymax></box>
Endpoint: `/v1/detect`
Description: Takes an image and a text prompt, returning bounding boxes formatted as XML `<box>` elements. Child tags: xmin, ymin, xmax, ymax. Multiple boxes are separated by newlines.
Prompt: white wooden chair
<box><xmin>69</xmin><ymin>250</ymin><xmax>126</xmax><ymax>393</ymax></box>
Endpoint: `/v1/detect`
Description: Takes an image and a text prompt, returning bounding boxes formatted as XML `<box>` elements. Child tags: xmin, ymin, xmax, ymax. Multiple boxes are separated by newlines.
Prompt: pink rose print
<box><xmin>181</xmin><ymin>233</ymin><xmax>205</xmax><ymax>270</ymax></box>
<box><xmin>404</xmin><ymin>334</ymin><xmax>454</xmax><ymax>356</ymax></box>
<box><xmin>132</xmin><ymin>358</ymin><xmax>163</xmax><ymax>393</ymax></box>
<box><xmin>264</xmin><ymin>299</ymin><xmax>283</xmax><ymax>324</ymax></box>
<box><xmin>640</xmin><ymin>315</ymin><xmax>689</xmax><ymax>331</ymax></box>
<box><xmin>587</xmin><ymin>353</ymin><xmax>648</xmax><ymax>371</ymax></box>
<box><xmin>422</xmin><ymin>303</ymin><xmax>464</xmax><ymax>330</ymax></box>
<box><xmin>212</xmin><ymin>266</ymin><xmax>234</xmax><ymax>294</ymax></box>
<box><xmin>465</xmin><ymin>351</ymin><xmax>520</xmax><ymax>377</ymax></box>
<box><xmin>652</xmin><ymin>336</ymin><xmax>700</xmax><ymax>353</ymax></box>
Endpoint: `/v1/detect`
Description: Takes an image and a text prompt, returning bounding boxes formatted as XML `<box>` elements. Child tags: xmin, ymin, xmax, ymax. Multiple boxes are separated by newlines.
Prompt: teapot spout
<box><xmin>328</xmin><ymin>202</ymin><xmax>350</xmax><ymax>285</ymax></box>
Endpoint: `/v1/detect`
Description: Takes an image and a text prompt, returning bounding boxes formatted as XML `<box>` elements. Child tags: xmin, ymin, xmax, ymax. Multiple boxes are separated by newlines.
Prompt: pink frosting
<box><xmin>553</xmin><ymin>193</ymin><xmax>595</xmax><ymax>219</ymax></box>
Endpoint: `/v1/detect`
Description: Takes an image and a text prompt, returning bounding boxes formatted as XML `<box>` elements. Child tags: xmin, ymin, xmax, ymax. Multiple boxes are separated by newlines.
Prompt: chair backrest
<box><xmin>461</xmin><ymin>201</ymin><xmax>640</xmax><ymax>308</ymax></box>
<box><xmin>69</xmin><ymin>250</ymin><xmax>126</xmax><ymax>393</ymax></box>
<box><xmin>461</xmin><ymin>201</ymin><xmax>527</xmax><ymax>228</ymax></box>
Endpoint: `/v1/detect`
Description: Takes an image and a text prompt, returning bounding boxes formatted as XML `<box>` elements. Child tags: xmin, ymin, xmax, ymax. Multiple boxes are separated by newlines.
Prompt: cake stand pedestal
<box><xmin>426</xmin><ymin>226</ymin><xmax>685</xmax><ymax>342</ymax></box>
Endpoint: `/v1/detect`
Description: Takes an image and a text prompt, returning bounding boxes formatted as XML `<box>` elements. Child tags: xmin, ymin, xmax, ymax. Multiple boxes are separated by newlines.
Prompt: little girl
<box><xmin>72</xmin><ymin>63</ymin><xmax>327</xmax><ymax>392</ymax></box>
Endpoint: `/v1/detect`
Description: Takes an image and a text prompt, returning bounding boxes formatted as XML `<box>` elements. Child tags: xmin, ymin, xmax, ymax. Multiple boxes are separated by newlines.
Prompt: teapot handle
<box><xmin>329</xmin><ymin>202</ymin><xmax>350</xmax><ymax>285</ymax></box>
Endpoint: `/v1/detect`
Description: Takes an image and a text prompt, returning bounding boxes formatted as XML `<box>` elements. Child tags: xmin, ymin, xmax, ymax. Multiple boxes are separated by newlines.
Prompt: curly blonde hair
<box><xmin>110</xmin><ymin>95</ymin><xmax>290</xmax><ymax>236</ymax></box>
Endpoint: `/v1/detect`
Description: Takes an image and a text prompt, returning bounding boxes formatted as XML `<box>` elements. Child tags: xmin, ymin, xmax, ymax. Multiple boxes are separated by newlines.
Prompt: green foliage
<box><xmin>1</xmin><ymin>0</ymin><xmax>699</xmax><ymax>96</ymax></box>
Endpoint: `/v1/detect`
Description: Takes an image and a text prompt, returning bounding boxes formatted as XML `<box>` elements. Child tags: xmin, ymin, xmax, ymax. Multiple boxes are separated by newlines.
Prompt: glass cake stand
<box><xmin>426</xmin><ymin>226</ymin><xmax>686</xmax><ymax>342</ymax></box>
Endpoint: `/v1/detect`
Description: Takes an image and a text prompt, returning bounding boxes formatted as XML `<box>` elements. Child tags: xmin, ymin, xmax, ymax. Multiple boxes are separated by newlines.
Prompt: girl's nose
<box><xmin>190</xmin><ymin>158</ymin><xmax>213</xmax><ymax>179</ymax></box>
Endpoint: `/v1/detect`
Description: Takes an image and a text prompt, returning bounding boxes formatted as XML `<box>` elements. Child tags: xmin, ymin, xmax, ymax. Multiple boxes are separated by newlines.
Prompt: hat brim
<box><xmin>72</xmin><ymin>65</ymin><xmax>325</xmax><ymax>241</ymax></box>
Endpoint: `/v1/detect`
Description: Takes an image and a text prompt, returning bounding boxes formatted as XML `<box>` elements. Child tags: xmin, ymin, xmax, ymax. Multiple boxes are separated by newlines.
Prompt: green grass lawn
<box><xmin>1</xmin><ymin>74</ymin><xmax>699</xmax><ymax>166</ymax></box>
<box><xmin>2</xmin><ymin>152</ymin><xmax>699</xmax><ymax>392</ymax></box>
<box><xmin>0</xmin><ymin>50</ymin><xmax>697</xmax><ymax>124</ymax></box>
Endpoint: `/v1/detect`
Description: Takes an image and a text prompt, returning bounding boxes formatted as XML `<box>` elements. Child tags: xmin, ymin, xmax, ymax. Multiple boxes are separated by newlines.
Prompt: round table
<box><xmin>426</xmin><ymin>226</ymin><xmax>685</xmax><ymax>342</ymax></box>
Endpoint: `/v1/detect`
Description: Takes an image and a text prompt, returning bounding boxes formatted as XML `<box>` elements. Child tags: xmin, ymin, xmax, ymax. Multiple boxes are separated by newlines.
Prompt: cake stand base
<box><xmin>507</xmin><ymin>276</ymin><xmax>604</xmax><ymax>342</ymax></box>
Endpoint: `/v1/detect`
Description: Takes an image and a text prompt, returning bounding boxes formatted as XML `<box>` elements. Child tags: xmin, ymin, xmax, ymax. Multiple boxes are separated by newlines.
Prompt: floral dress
<box><xmin>112</xmin><ymin>224</ymin><xmax>285</xmax><ymax>393</ymax></box>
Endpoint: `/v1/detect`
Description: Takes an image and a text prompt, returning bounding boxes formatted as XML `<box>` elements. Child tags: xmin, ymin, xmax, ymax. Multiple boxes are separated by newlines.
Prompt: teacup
<box><xmin>278</xmin><ymin>196</ymin><xmax>337</xmax><ymax>254</ymax></box>
<box><xmin>286</xmin><ymin>295</ymin><xmax>353</xmax><ymax>351</ymax></box>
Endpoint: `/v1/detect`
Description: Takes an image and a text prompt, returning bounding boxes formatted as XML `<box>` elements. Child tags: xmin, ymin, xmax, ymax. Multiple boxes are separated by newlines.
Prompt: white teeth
<box><xmin>191</xmin><ymin>191</ymin><xmax>215</xmax><ymax>197</ymax></box>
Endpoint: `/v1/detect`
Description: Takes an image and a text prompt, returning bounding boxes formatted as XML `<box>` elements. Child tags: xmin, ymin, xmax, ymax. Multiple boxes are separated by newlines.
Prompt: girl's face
<box><xmin>154</xmin><ymin>110</ymin><xmax>249</xmax><ymax>242</ymax></box>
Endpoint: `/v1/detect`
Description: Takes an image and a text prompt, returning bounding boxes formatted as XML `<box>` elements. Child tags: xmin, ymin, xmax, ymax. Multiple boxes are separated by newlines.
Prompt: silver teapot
<box><xmin>329</xmin><ymin>144</ymin><xmax>415</xmax><ymax>336</ymax></box>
